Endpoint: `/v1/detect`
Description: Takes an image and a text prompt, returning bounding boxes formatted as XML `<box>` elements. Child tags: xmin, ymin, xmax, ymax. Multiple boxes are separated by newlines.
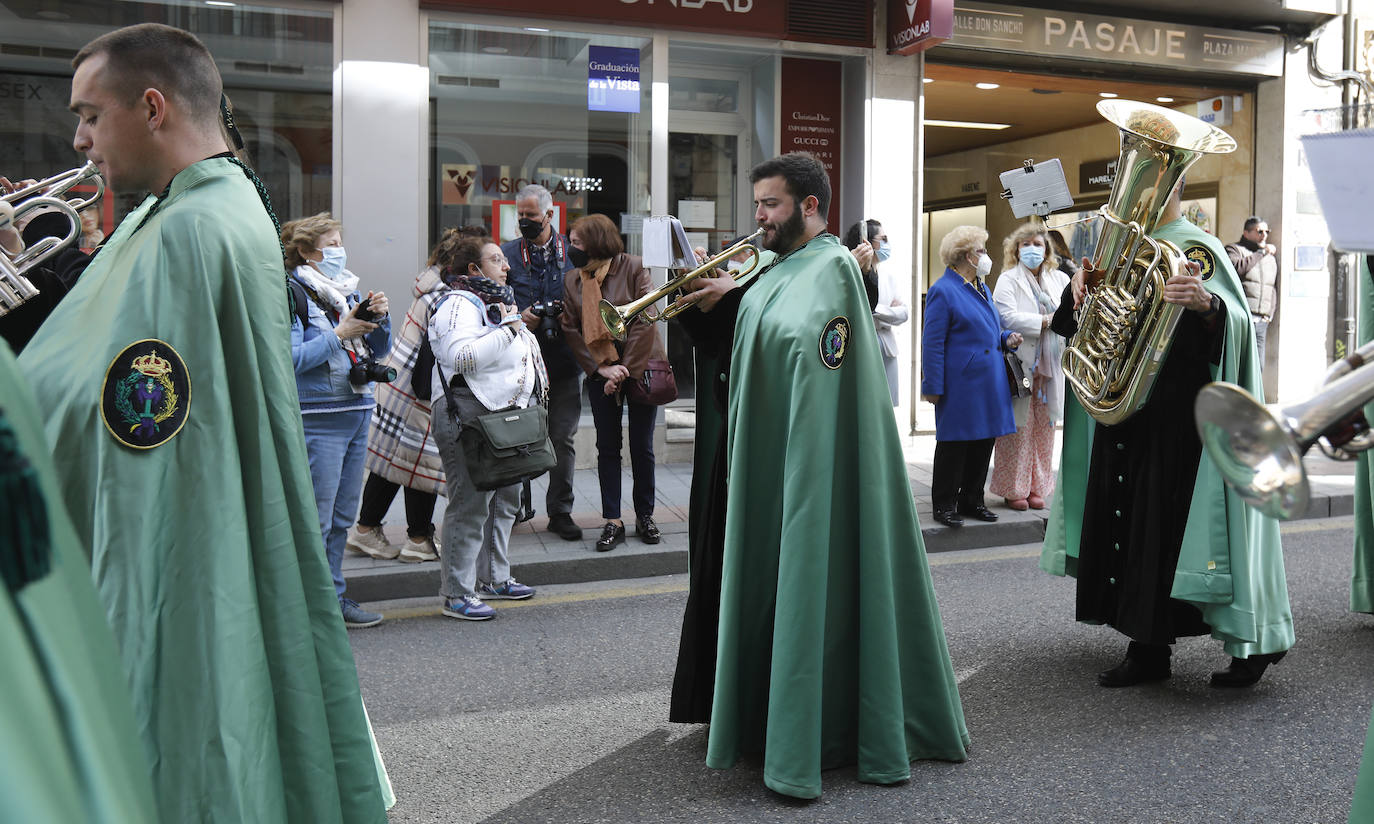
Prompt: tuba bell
<box><xmin>0</xmin><ymin>162</ymin><xmax>104</xmax><ymax>317</ymax></box>
<box><xmin>1195</xmin><ymin>342</ymin><xmax>1374</xmax><ymax>520</ymax></box>
<box><xmin>1062</xmin><ymin>101</ymin><xmax>1236</xmax><ymax>425</ymax></box>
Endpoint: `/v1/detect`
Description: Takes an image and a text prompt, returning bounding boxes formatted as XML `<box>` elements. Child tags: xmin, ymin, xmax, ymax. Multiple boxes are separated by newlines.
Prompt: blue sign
<box><xmin>588</xmin><ymin>46</ymin><xmax>640</xmax><ymax>114</ymax></box>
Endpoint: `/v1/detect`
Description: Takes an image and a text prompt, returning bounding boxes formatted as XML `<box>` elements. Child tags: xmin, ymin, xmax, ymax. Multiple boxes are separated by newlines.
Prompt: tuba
<box><xmin>1062</xmin><ymin>101</ymin><xmax>1236</xmax><ymax>425</ymax></box>
<box><xmin>0</xmin><ymin>162</ymin><xmax>104</xmax><ymax>317</ymax></box>
<box><xmin>1194</xmin><ymin>342</ymin><xmax>1374</xmax><ymax>520</ymax></box>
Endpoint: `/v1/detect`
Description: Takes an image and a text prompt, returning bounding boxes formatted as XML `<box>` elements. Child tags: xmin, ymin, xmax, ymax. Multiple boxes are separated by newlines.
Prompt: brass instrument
<box><xmin>0</xmin><ymin>162</ymin><xmax>104</xmax><ymax>317</ymax></box>
<box><xmin>598</xmin><ymin>228</ymin><xmax>764</xmax><ymax>341</ymax></box>
<box><xmin>1195</xmin><ymin>343</ymin><xmax>1374</xmax><ymax>520</ymax></box>
<box><xmin>1063</xmin><ymin>101</ymin><xmax>1236</xmax><ymax>425</ymax></box>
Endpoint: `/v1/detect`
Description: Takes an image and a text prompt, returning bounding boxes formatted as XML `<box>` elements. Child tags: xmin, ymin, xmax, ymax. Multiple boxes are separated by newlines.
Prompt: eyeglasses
<box><xmin>484</xmin><ymin>254</ymin><xmax>508</xmax><ymax>265</ymax></box>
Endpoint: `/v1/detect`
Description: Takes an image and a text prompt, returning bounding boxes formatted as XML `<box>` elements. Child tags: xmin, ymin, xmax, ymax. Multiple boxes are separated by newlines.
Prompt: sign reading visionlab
<box><xmin>588</xmin><ymin>46</ymin><xmax>641</xmax><ymax>114</ymax></box>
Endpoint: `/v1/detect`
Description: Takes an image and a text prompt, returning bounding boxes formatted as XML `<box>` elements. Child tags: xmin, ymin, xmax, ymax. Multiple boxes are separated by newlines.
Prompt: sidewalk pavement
<box><xmin>343</xmin><ymin>432</ymin><xmax>1359</xmax><ymax>604</ymax></box>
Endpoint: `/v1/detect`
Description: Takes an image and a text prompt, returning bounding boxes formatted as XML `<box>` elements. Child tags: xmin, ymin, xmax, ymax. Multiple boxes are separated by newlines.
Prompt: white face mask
<box><xmin>974</xmin><ymin>252</ymin><xmax>993</xmax><ymax>278</ymax></box>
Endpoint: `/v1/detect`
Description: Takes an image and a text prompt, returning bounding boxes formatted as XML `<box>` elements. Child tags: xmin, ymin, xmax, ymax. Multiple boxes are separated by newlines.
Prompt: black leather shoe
<box><xmin>636</xmin><ymin>516</ymin><xmax>661</xmax><ymax>544</ymax></box>
<box><xmin>595</xmin><ymin>521</ymin><xmax>625</xmax><ymax>552</ymax></box>
<box><xmin>1098</xmin><ymin>648</ymin><xmax>1171</xmax><ymax>688</ymax></box>
<box><xmin>1209</xmin><ymin>651</ymin><xmax>1286</xmax><ymax>688</ymax></box>
<box><xmin>957</xmin><ymin>504</ymin><xmax>999</xmax><ymax>522</ymax></box>
<box><xmin>546</xmin><ymin>514</ymin><xmax>583</xmax><ymax>541</ymax></box>
<box><xmin>931</xmin><ymin>508</ymin><xmax>964</xmax><ymax>528</ymax></box>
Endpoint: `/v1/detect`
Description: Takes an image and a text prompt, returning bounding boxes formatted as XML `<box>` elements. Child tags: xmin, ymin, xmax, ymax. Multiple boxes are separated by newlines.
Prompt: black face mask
<box><xmin>518</xmin><ymin>218</ymin><xmax>545</xmax><ymax>241</ymax></box>
<box><xmin>568</xmin><ymin>246</ymin><xmax>590</xmax><ymax>269</ymax></box>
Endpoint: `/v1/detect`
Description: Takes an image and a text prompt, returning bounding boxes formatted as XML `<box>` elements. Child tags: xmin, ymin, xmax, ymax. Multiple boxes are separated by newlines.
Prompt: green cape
<box><xmin>1040</xmin><ymin>217</ymin><xmax>1294</xmax><ymax>657</ymax></box>
<box><xmin>1349</xmin><ymin>256</ymin><xmax>1374</xmax><ymax>824</ymax></box>
<box><xmin>17</xmin><ymin>159</ymin><xmax>387</xmax><ymax>822</ymax></box>
<box><xmin>0</xmin><ymin>339</ymin><xmax>160</xmax><ymax>823</ymax></box>
<box><xmin>706</xmin><ymin>234</ymin><xmax>969</xmax><ymax>799</ymax></box>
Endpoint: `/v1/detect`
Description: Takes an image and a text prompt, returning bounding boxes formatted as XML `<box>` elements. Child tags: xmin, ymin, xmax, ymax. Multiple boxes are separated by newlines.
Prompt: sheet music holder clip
<box><xmin>999</xmin><ymin>158</ymin><xmax>1073</xmax><ymax>219</ymax></box>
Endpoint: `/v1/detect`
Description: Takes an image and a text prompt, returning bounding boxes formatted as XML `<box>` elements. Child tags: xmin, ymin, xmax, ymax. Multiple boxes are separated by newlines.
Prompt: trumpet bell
<box><xmin>599</xmin><ymin>299</ymin><xmax>629</xmax><ymax>341</ymax></box>
<box><xmin>1195</xmin><ymin>382</ymin><xmax>1310</xmax><ymax>520</ymax></box>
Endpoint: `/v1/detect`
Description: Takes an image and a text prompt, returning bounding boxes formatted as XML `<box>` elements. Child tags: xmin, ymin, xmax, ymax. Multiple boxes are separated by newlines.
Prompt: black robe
<box><xmin>1072</xmin><ymin>302</ymin><xmax>1226</xmax><ymax>644</ymax></box>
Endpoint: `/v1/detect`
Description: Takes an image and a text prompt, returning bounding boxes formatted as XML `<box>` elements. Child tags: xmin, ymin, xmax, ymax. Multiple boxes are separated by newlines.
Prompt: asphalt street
<box><xmin>352</xmin><ymin>517</ymin><xmax>1374</xmax><ymax>824</ymax></box>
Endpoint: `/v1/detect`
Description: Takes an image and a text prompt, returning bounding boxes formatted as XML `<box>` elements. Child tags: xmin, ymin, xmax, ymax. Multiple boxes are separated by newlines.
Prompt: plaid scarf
<box><xmin>449</xmin><ymin>274</ymin><xmax>514</xmax><ymax>306</ymax></box>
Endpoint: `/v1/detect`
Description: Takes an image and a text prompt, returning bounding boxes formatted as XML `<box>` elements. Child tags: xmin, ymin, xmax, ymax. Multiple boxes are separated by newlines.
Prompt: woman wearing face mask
<box><xmin>284</xmin><ymin>212</ymin><xmax>392</xmax><ymax>628</ymax></box>
<box><xmin>920</xmin><ymin>225</ymin><xmax>1021</xmax><ymax>529</ymax></box>
<box><xmin>989</xmin><ymin>222</ymin><xmax>1071</xmax><ymax>512</ymax></box>
<box><xmin>560</xmin><ymin>213</ymin><xmax>667</xmax><ymax>553</ymax></box>
<box><xmin>844</xmin><ymin>218</ymin><xmax>908</xmax><ymax>406</ymax></box>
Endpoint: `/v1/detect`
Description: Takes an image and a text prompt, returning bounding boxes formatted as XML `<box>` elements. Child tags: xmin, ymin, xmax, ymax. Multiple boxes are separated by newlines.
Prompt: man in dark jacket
<box><xmin>502</xmin><ymin>183</ymin><xmax>583</xmax><ymax>540</ymax></box>
<box><xmin>1224</xmin><ymin>216</ymin><xmax>1278</xmax><ymax>371</ymax></box>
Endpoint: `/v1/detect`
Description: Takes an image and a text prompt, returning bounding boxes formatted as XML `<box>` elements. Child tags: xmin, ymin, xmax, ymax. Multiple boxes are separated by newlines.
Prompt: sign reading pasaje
<box><xmin>947</xmin><ymin>1</ymin><xmax>1283</xmax><ymax>76</ymax></box>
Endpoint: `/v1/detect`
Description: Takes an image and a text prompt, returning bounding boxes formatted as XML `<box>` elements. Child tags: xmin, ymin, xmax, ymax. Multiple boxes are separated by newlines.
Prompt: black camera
<box><xmin>348</xmin><ymin>358</ymin><xmax>396</xmax><ymax>386</ymax></box>
<box><xmin>529</xmin><ymin>299</ymin><xmax>563</xmax><ymax>318</ymax></box>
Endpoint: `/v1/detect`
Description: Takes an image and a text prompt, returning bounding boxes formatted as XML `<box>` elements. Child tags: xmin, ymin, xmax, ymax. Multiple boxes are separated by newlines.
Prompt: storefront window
<box><xmin>427</xmin><ymin>21</ymin><xmax>652</xmax><ymax>252</ymax></box>
<box><xmin>0</xmin><ymin>1</ymin><xmax>333</xmax><ymax>231</ymax></box>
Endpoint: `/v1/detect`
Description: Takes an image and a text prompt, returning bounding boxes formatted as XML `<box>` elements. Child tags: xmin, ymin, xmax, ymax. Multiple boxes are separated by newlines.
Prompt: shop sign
<box><xmin>889</xmin><ymin>0</ymin><xmax>954</xmax><ymax>55</ymax></box>
<box><xmin>1079</xmin><ymin>157</ymin><xmax>1117</xmax><ymax>192</ymax></box>
<box><xmin>420</xmin><ymin>0</ymin><xmax>786</xmax><ymax>39</ymax></box>
<box><xmin>780</xmin><ymin>57</ymin><xmax>842</xmax><ymax>233</ymax></box>
<box><xmin>947</xmin><ymin>1</ymin><xmax>1283</xmax><ymax>76</ymax></box>
<box><xmin>588</xmin><ymin>46</ymin><xmax>641</xmax><ymax>114</ymax></box>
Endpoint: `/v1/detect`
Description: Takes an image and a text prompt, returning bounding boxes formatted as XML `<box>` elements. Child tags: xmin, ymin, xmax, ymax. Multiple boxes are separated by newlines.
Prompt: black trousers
<box><xmin>356</xmin><ymin>472</ymin><xmax>438</xmax><ymax>538</ymax></box>
<box><xmin>931</xmin><ymin>438</ymin><xmax>995</xmax><ymax>512</ymax></box>
<box><xmin>586</xmin><ymin>377</ymin><xmax>657</xmax><ymax>521</ymax></box>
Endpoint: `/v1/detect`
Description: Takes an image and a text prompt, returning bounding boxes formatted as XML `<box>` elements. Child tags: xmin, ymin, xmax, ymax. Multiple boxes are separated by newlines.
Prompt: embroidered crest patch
<box><xmin>1184</xmin><ymin>244</ymin><xmax>1217</xmax><ymax>281</ymax></box>
<box><xmin>819</xmin><ymin>316</ymin><xmax>850</xmax><ymax>370</ymax></box>
<box><xmin>100</xmin><ymin>340</ymin><xmax>190</xmax><ymax>450</ymax></box>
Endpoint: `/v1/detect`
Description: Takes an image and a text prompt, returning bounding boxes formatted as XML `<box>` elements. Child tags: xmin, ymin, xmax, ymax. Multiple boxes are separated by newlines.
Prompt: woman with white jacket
<box><xmin>428</xmin><ymin>235</ymin><xmax>544</xmax><ymax>621</ymax></box>
<box><xmin>989</xmin><ymin>222</ymin><xmax>1071</xmax><ymax>511</ymax></box>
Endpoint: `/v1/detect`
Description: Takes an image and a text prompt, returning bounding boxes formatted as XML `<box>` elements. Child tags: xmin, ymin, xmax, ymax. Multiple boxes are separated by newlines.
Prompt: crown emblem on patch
<box><xmin>132</xmin><ymin>350</ymin><xmax>172</xmax><ymax>378</ymax></box>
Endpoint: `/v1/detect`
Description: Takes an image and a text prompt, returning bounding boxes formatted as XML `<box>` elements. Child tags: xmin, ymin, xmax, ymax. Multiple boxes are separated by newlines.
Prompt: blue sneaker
<box><xmin>478</xmin><ymin>578</ymin><xmax>535</xmax><ymax>601</ymax></box>
<box><xmin>442</xmin><ymin>594</ymin><xmax>495</xmax><ymax>621</ymax></box>
<box><xmin>340</xmin><ymin>598</ymin><xmax>383</xmax><ymax>628</ymax></box>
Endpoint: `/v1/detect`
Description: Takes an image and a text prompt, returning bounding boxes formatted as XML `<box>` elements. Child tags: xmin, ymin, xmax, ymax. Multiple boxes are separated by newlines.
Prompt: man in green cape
<box><xmin>1041</xmin><ymin>181</ymin><xmax>1293</xmax><ymax>688</ymax></box>
<box><xmin>1346</xmin><ymin>255</ymin><xmax>1374</xmax><ymax>822</ymax></box>
<box><xmin>1</xmin><ymin>338</ymin><xmax>159</xmax><ymax>822</ymax></box>
<box><xmin>17</xmin><ymin>24</ymin><xmax>386</xmax><ymax>822</ymax></box>
<box><xmin>678</xmin><ymin>152</ymin><xmax>968</xmax><ymax>799</ymax></box>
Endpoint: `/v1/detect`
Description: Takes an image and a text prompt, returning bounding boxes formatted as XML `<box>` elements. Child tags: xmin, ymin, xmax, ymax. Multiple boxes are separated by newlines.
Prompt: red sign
<box><xmin>779</xmin><ymin>57</ymin><xmax>842</xmax><ymax>234</ymax></box>
<box><xmin>887</xmin><ymin>0</ymin><xmax>953</xmax><ymax>55</ymax></box>
<box><xmin>421</xmin><ymin>0</ymin><xmax>786</xmax><ymax>39</ymax></box>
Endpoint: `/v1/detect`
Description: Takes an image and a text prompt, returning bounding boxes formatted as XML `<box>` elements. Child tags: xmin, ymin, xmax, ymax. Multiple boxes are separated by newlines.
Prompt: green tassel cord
<box><xmin>0</xmin><ymin>408</ymin><xmax>51</xmax><ymax>592</ymax></box>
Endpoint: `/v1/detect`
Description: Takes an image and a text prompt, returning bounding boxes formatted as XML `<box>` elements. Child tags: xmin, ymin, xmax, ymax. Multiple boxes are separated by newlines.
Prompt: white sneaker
<box><xmin>397</xmin><ymin>534</ymin><xmax>440</xmax><ymax>563</ymax></box>
<box><xmin>346</xmin><ymin>526</ymin><xmax>400</xmax><ymax>560</ymax></box>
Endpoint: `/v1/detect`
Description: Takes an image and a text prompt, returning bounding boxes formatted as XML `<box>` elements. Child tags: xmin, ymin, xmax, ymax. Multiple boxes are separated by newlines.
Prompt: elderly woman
<box><xmin>428</xmin><ymin>235</ymin><xmax>541</xmax><ymax>621</ymax></box>
<box><xmin>347</xmin><ymin>227</ymin><xmax>486</xmax><ymax>565</ymax></box>
<box><xmin>561</xmin><ymin>213</ymin><xmax>667</xmax><ymax>553</ymax></box>
<box><xmin>920</xmin><ymin>225</ymin><xmax>1021</xmax><ymax>528</ymax></box>
<box><xmin>284</xmin><ymin>212</ymin><xmax>391</xmax><ymax>628</ymax></box>
<box><xmin>990</xmin><ymin>222</ymin><xmax>1072</xmax><ymax>511</ymax></box>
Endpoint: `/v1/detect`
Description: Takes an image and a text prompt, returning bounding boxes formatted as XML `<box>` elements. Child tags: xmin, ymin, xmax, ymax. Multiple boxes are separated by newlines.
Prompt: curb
<box><xmin>347</xmin><ymin>492</ymin><xmax>1351</xmax><ymax>604</ymax></box>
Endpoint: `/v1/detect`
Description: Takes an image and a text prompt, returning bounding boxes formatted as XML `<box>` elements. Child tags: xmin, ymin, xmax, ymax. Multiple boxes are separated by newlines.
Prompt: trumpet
<box><xmin>599</xmin><ymin>228</ymin><xmax>764</xmax><ymax>341</ymax></box>
<box><xmin>1194</xmin><ymin>342</ymin><xmax>1374</xmax><ymax>519</ymax></box>
<box><xmin>1</xmin><ymin>161</ymin><xmax>103</xmax><ymax>317</ymax></box>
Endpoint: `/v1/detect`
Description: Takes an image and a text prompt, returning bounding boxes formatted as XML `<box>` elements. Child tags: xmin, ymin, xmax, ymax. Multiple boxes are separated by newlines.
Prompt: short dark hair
<box><xmin>1244</xmin><ymin>216</ymin><xmax>1265</xmax><ymax>231</ymax></box>
<box><xmin>569</xmin><ymin>213</ymin><xmax>624</xmax><ymax>260</ymax></box>
<box><xmin>74</xmin><ymin>23</ymin><xmax>222</xmax><ymax>128</ymax></box>
<box><xmin>440</xmin><ymin>235</ymin><xmax>493</xmax><ymax>285</ymax></box>
<box><xmin>842</xmin><ymin>219</ymin><xmax>882</xmax><ymax>250</ymax></box>
<box><xmin>749</xmin><ymin>152</ymin><xmax>831</xmax><ymax>216</ymax></box>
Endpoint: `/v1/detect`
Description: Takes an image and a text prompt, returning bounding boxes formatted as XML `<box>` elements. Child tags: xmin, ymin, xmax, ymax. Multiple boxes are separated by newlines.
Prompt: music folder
<box><xmin>642</xmin><ymin>215</ymin><xmax>696</xmax><ymax>269</ymax></box>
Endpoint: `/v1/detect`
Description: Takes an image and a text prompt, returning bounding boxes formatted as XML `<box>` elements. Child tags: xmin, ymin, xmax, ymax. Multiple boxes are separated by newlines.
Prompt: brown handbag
<box><xmin>623</xmin><ymin>358</ymin><xmax>678</xmax><ymax>405</ymax></box>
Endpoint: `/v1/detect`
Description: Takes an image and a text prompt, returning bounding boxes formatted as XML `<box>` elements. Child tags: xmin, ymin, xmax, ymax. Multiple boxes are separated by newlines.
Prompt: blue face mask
<box><xmin>1018</xmin><ymin>245</ymin><xmax>1045</xmax><ymax>270</ymax></box>
<box><xmin>875</xmin><ymin>240</ymin><xmax>892</xmax><ymax>262</ymax></box>
<box><xmin>315</xmin><ymin>246</ymin><xmax>348</xmax><ymax>282</ymax></box>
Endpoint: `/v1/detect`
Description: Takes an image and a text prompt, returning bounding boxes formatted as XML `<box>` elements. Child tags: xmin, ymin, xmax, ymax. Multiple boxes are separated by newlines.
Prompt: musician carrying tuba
<box><xmin>1044</xmin><ymin>100</ymin><xmax>1292</xmax><ymax>691</ymax></box>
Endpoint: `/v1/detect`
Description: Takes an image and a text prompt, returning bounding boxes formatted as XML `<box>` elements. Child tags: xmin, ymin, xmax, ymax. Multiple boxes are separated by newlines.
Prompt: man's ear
<box><xmin>545</xmin><ymin>209</ymin><xmax>554</xmax><ymax>223</ymax></box>
<box><xmin>802</xmin><ymin>195</ymin><xmax>820</xmax><ymax>218</ymax></box>
<box><xmin>142</xmin><ymin>88</ymin><xmax>168</xmax><ymax>132</ymax></box>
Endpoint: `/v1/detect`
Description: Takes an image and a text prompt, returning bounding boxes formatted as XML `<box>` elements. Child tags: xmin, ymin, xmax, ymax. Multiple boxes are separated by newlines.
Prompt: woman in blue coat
<box><xmin>921</xmin><ymin>225</ymin><xmax>1021</xmax><ymax>528</ymax></box>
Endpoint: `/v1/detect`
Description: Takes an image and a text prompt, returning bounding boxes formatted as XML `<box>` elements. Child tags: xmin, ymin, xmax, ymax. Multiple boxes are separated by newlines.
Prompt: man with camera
<box><xmin>503</xmin><ymin>183</ymin><xmax>583</xmax><ymax>540</ymax></box>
